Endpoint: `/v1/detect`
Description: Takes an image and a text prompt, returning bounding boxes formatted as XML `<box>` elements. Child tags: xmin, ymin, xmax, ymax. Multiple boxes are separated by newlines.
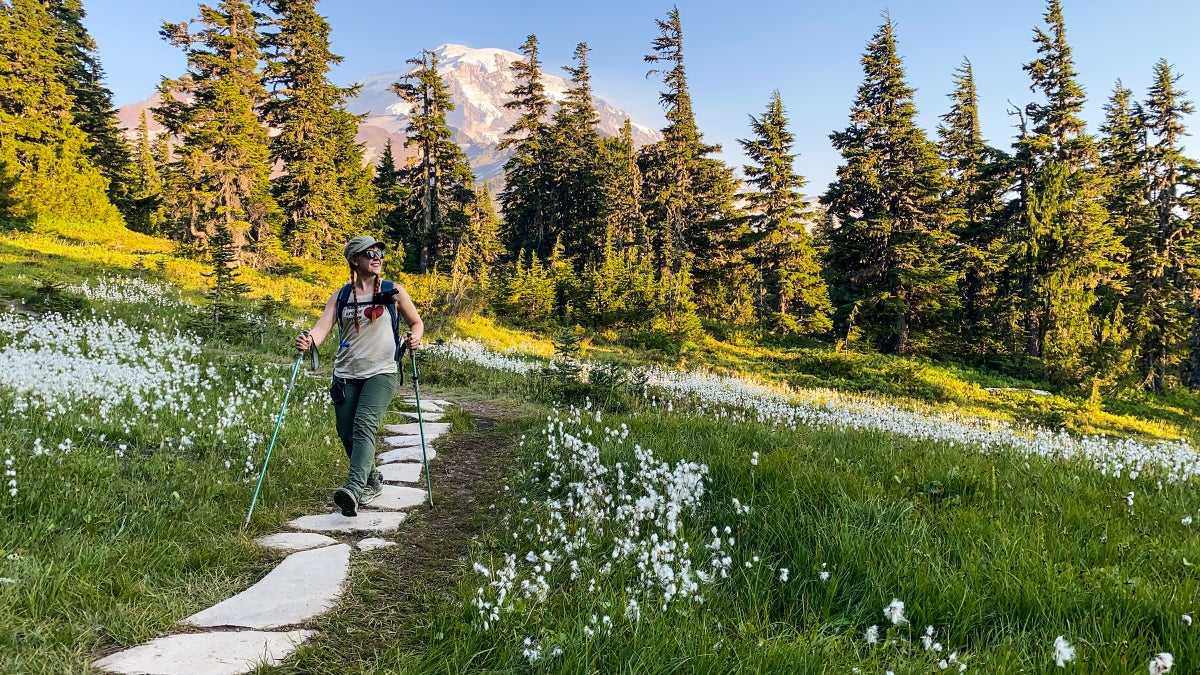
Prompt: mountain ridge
<box><xmin>116</xmin><ymin>43</ymin><xmax>661</xmax><ymax>183</ymax></box>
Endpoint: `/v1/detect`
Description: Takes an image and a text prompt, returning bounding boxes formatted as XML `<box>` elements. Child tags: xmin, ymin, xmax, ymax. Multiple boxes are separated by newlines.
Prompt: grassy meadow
<box><xmin>2</xmin><ymin>219</ymin><xmax>1200</xmax><ymax>673</ymax></box>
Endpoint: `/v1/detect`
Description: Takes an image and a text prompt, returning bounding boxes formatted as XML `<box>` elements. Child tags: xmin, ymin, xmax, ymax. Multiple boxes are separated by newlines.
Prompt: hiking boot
<box><xmin>359</xmin><ymin>479</ymin><xmax>382</xmax><ymax>506</ymax></box>
<box><xmin>333</xmin><ymin>487</ymin><xmax>358</xmax><ymax>517</ymax></box>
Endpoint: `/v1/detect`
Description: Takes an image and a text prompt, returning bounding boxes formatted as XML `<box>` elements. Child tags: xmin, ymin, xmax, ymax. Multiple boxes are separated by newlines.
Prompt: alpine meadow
<box><xmin>5</xmin><ymin>0</ymin><xmax>1200</xmax><ymax>673</ymax></box>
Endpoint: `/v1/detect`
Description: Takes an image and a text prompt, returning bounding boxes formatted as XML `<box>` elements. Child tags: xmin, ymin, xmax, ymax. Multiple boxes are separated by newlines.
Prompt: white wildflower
<box><xmin>865</xmin><ymin>625</ymin><xmax>879</xmax><ymax>647</ymax></box>
<box><xmin>1149</xmin><ymin>652</ymin><xmax>1173</xmax><ymax>675</ymax></box>
<box><xmin>884</xmin><ymin>598</ymin><xmax>907</xmax><ymax>625</ymax></box>
<box><xmin>1053</xmin><ymin>635</ymin><xmax>1075</xmax><ymax>667</ymax></box>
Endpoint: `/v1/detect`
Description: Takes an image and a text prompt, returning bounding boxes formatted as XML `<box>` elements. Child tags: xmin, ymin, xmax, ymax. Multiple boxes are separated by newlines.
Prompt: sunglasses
<box><xmin>357</xmin><ymin>249</ymin><xmax>385</xmax><ymax>260</ymax></box>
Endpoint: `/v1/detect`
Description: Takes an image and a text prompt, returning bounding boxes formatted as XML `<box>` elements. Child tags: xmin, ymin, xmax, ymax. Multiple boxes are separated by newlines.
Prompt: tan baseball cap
<box><xmin>344</xmin><ymin>235</ymin><xmax>385</xmax><ymax>259</ymax></box>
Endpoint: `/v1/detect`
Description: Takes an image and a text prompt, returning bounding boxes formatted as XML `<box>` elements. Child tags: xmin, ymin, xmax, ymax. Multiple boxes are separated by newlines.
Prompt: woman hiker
<box><xmin>295</xmin><ymin>235</ymin><xmax>423</xmax><ymax>517</ymax></box>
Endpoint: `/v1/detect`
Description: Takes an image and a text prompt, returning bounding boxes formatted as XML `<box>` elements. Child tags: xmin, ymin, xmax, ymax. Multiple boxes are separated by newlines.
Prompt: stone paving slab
<box><xmin>363</xmin><ymin>484</ymin><xmax>428</xmax><ymax>510</ymax></box>
<box><xmin>379</xmin><ymin>445</ymin><xmax>436</xmax><ymax>464</ymax></box>
<box><xmin>288</xmin><ymin>511</ymin><xmax>406</xmax><ymax>533</ymax></box>
<box><xmin>254</xmin><ymin>532</ymin><xmax>339</xmax><ymax>552</ymax></box>
<box><xmin>383</xmin><ymin>422</ymin><xmax>450</xmax><ymax>436</ymax></box>
<box><xmin>357</xmin><ymin>537</ymin><xmax>396</xmax><ymax>551</ymax></box>
<box><xmin>378</xmin><ymin>461</ymin><xmax>423</xmax><ymax>483</ymax></box>
<box><xmin>382</xmin><ymin>434</ymin><xmax>425</xmax><ymax>448</ymax></box>
<box><xmin>404</xmin><ymin>398</ymin><xmax>449</xmax><ymax>411</ymax></box>
<box><xmin>93</xmin><ymin>629</ymin><xmax>315</xmax><ymax>675</ymax></box>
<box><xmin>401</xmin><ymin>411</ymin><xmax>444</xmax><ymax>422</ymax></box>
<box><xmin>184</xmin><ymin>544</ymin><xmax>351</xmax><ymax>629</ymax></box>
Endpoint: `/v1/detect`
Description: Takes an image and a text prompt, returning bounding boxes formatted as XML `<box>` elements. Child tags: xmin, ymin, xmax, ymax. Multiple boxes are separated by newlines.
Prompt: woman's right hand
<box><xmin>295</xmin><ymin>332</ymin><xmax>313</xmax><ymax>353</ymax></box>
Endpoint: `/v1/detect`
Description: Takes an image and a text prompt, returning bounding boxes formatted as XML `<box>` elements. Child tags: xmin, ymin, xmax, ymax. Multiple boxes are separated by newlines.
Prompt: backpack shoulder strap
<box><xmin>381</xmin><ymin>279</ymin><xmax>399</xmax><ymax>346</ymax></box>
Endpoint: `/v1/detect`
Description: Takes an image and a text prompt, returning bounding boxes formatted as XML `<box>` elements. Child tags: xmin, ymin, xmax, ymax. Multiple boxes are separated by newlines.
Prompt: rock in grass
<box><xmin>183</xmin><ymin>545</ymin><xmax>350</xmax><ymax>629</ymax></box>
<box><xmin>377</xmin><ymin>462</ymin><xmax>423</xmax><ymax>483</ymax></box>
<box><xmin>93</xmin><ymin>630</ymin><xmax>315</xmax><ymax>675</ymax></box>
<box><xmin>254</xmin><ymin>532</ymin><xmax>339</xmax><ymax>552</ymax></box>
<box><xmin>288</xmin><ymin>511</ymin><xmax>406</xmax><ymax>533</ymax></box>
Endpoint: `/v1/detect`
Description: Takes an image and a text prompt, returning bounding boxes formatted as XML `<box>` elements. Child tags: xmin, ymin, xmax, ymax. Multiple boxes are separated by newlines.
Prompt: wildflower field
<box><xmin>3</xmin><ymin>233</ymin><xmax>1200</xmax><ymax>673</ymax></box>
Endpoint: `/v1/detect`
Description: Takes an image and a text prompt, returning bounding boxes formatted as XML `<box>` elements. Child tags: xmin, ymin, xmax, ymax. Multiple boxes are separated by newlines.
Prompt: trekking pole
<box><xmin>243</xmin><ymin>334</ymin><xmax>317</xmax><ymax>529</ymax></box>
<box><xmin>407</xmin><ymin>331</ymin><xmax>434</xmax><ymax>508</ymax></box>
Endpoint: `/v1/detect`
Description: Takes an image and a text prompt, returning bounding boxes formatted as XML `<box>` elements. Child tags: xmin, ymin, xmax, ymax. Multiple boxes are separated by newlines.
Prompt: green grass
<box><xmin>3</xmin><ymin>218</ymin><xmax>1200</xmax><ymax>673</ymax></box>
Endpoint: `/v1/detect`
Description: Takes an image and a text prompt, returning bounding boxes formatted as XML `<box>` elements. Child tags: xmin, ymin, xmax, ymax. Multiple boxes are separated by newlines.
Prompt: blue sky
<box><xmin>83</xmin><ymin>0</ymin><xmax>1200</xmax><ymax>192</ymax></box>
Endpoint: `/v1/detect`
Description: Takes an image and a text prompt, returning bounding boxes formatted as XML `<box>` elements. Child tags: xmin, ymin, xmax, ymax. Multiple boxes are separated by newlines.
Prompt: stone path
<box><xmin>93</xmin><ymin>398</ymin><xmax>453</xmax><ymax>675</ymax></box>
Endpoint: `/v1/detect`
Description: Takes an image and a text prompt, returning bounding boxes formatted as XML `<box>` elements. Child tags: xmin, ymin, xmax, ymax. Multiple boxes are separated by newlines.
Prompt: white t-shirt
<box><xmin>333</xmin><ymin>291</ymin><xmax>399</xmax><ymax>379</ymax></box>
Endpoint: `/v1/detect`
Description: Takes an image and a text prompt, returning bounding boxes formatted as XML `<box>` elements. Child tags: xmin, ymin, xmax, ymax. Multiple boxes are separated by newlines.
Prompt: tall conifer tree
<box><xmin>1098</xmin><ymin>82</ymin><xmax>1152</xmax><ymax>387</ymax></box>
<box><xmin>820</xmin><ymin>15</ymin><xmax>953</xmax><ymax>355</ymax></box>
<box><xmin>1140</xmin><ymin>61</ymin><xmax>1200</xmax><ymax>388</ymax></box>
<box><xmin>738</xmin><ymin>91</ymin><xmax>831</xmax><ymax>335</ymax></box>
<box><xmin>0</xmin><ymin>0</ymin><xmax>120</xmax><ymax>224</ymax></box>
<box><xmin>127</xmin><ymin>109</ymin><xmax>165</xmax><ymax>233</ymax></box>
<box><xmin>46</xmin><ymin>0</ymin><xmax>135</xmax><ymax>220</ymax></box>
<box><xmin>498</xmin><ymin>35</ymin><xmax>554</xmax><ymax>259</ymax></box>
<box><xmin>156</xmin><ymin>0</ymin><xmax>279</xmax><ymax>260</ymax></box>
<box><xmin>548</xmin><ymin>43</ymin><xmax>604</xmax><ymax>264</ymax></box>
<box><xmin>640</xmin><ymin>6</ymin><xmax>736</xmax><ymax>331</ymax></box>
<box><xmin>937</xmin><ymin>60</ymin><xmax>1008</xmax><ymax>362</ymax></box>
<box><xmin>261</xmin><ymin>0</ymin><xmax>376</xmax><ymax>260</ymax></box>
<box><xmin>1009</xmin><ymin>0</ymin><xmax>1125</xmax><ymax>381</ymax></box>
<box><xmin>640</xmin><ymin>7</ymin><xmax>736</xmax><ymax>273</ymax></box>
<box><xmin>392</xmin><ymin>49</ymin><xmax>476</xmax><ymax>272</ymax></box>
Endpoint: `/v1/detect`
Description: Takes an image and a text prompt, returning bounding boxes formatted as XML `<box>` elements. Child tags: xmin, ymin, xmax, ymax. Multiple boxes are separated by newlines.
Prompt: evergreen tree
<box><xmin>452</xmin><ymin>184</ymin><xmax>503</xmax><ymax>290</ymax></box>
<box><xmin>126</xmin><ymin>109</ymin><xmax>165</xmax><ymax>233</ymax></box>
<box><xmin>596</xmin><ymin>120</ymin><xmax>648</xmax><ymax>250</ymax></box>
<box><xmin>738</xmin><ymin>90</ymin><xmax>831</xmax><ymax>335</ymax></box>
<box><xmin>640</xmin><ymin>6</ymin><xmax>737</xmax><ymax>330</ymax></box>
<box><xmin>391</xmin><ymin>49</ymin><xmax>477</xmax><ymax>272</ymax></box>
<box><xmin>1139</xmin><ymin>61</ymin><xmax>1200</xmax><ymax>389</ymax></box>
<box><xmin>373</xmin><ymin>139</ymin><xmax>408</xmax><ymax>251</ymax></box>
<box><xmin>548</xmin><ymin>43</ymin><xmax>604</xmax><ymax>264</ymax></box>
<box><xmin>498</xmin><ymin>35</ymin><xmax>554</xmax><ymax>259</ymax></box>
<box><xmin>46</xmin><ymin>0</ymin><xmax>136</xmax><ymax>220</ymax></box>
<box><xmin>156</xmin><ymin>0</ymin><xmax>280</xmax><ymax>261</ymax></box>
<box><xmin>1098</xmin><ymin>82</ymin><xmax>1151</xmax><ymax>387</ymax></box>
<box><xmin>202</xmin><ymin>221</ymin><xmax>253</xmax><ymax>338</ymax></box>
<box><xmin>820</xmin><ymin>15</ymin><xmax>954</xmax><ymax>355</ymax></box>
<box><xmin>640</xmin><ymin>6</ymin><xmax>736</xmax><ymax>274</ymax></box>
<box><xmin>261</xmin><ymin>0</ymin><xmax>375</xmax><ymax>260</ymax></box>
<box><xmin>937</xmin><ymin>60</ymin><xmax>1009</xmax><ymax>362</ymax></box>
<box><xmin>1009</xmin><ymin>0</ymin><xmax>1125</xmax><ymax>382</ymax></box>
<box><xmin>0</xmin><ymin>0</ymin><xmax>121</xmax><ymax>224</ymax></box>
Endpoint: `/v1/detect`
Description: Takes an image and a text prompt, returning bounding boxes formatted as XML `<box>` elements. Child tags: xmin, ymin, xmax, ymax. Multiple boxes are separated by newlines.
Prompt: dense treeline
<box><xmin>1</xmin><ymin>0</ymin><xmax>1197</xmax><ymax>391</ymax></box>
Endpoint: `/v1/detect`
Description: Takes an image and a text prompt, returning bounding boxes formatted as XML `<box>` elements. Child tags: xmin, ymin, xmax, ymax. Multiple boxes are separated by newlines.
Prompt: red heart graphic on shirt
<box><xmin>364</xmin><ymin>305</ymin><xmax>384</xmax><ymax>321</ymax></box>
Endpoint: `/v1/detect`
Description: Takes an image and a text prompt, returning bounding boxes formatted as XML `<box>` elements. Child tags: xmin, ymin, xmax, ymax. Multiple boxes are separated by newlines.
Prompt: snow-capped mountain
<box><xmin>117</xmin><ymin>43</ymin><xmax>660</xmax><ymax>183</ymax></box>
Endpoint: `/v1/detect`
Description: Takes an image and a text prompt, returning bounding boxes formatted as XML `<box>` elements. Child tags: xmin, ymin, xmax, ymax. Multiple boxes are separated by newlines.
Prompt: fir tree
<box><xmin>126</xmin><ymin>109</ymin><xmax>165</xmax><ymax>233</ymax></box>
<box><xmin>261</xmin><ymin>0</ymin><xmax>375</xmax><ymax>260</ymax></box>
<box><xmin>548</xmin><ymin>43</ymin><xmax>604</xmax><ymax>264</ymax></box>
<box><xmin>640</xmin><ymin>6</ymin><xmax>736</xmax><ymax>329</ymax></box>
<box><xmin>1098</xmin><ymin>82</ymin><xmax>1152</xmax><ymax>387</ymax></box>
<box><xmin>202</xmin><ymin>221</ymin><xmax>253</xmax><ymax>338</ymax></box>
<box><xmin>373</xmin><ymin>139</ymin><xmax>408</xmax><ymax>252</ymax></box>
<box><xmin>820</xmin><ymin>15</ymin><xmax>954</xmax><ymax>355</ymax></box>
<box><xmin>1139</xmin><ymin>61</ymin><xmax>1200</xmax><ymax>388</ymax></box>
<box><xmin>391</xmin><ymin>49</ymin><xmax>476</xmax><ymax>272</ymax></box>
<box><xmin>1010</xmin><ymin>0</ymin><xmax>1125</xmax><ymax>382</ymax></box>
<box><xmin>0</xmin><ymin>0</ymin><xmax>121</xmax><ymax>224</ymax></box>
<box><xmin>738</xmin><ymin>90</ymin><xmax>831</xmax><ymax>335</ymax></box>
<box><xmin>640</xmin><ymin>7</ymin><xmax>737</xmax><ymax>274</ymax></box>
<box><xmin>937</xmin><ymin>60</ymin><xmax>1009</xmax><ymax>362</ymax></box>
<box><xmin>498</xmin><ymin>35</ymin><xmax>554</xmax><ymax>259</ymax></box>
<box><xmin>45</xmin><ymin>0</ymin><xmax>136</xmax><ymax>220</ymax></box>
<box><xmin>156</xmin><ymin>0</ymin><xmax>280</xmax><ymax>261</ymax></box>
<box><xmin>596</xmin><ymin>120</ymin><xmax>648</xmax><ymax>250</ymax></box>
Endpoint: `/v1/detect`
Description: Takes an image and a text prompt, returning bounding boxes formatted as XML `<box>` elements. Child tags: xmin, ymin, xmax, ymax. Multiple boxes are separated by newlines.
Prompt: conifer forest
<box><xmin>3</xmin><ymin>0</ymin><xmax>1199</xmax><ymax>393</ymax></box>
